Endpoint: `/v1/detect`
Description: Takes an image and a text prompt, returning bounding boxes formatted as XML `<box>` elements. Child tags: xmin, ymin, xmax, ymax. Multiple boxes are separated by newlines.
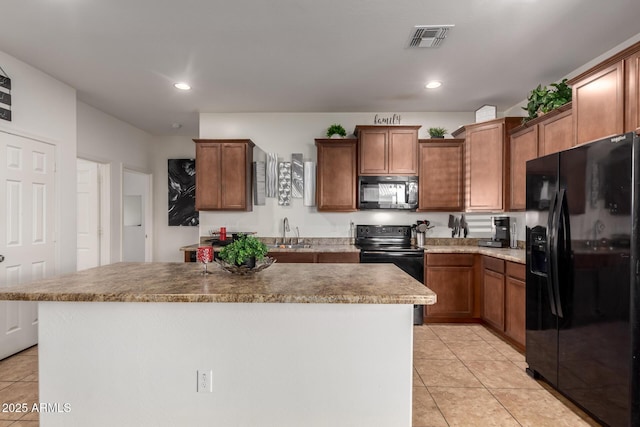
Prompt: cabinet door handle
<box><xmin>0</xmin><ymin>254</ymin><xmax>4</xmax><ymax>263</ymax></box>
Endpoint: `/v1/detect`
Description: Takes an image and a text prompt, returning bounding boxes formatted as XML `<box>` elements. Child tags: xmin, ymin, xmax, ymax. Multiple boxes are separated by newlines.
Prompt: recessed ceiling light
<box><xmin>425</xmin><ymin>81</ymin><xmax>442</xmax><ymax>89</ymax></box>
<box><xmin>174</xmin><ymin>82</ymin><xmax>191</xmax><ymax>91</ymax></box>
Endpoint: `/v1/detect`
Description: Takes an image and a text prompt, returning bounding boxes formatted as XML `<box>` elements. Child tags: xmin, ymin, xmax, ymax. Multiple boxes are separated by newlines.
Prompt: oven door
<box><xmin>359</xmin><ymin>250</ymin><xmax>425</xmax><ymax>324</ymax></box>
<box><xmin>359</xmin><ymin>250</ymin><xmax>424</xmax><ymax>283</ymax></box>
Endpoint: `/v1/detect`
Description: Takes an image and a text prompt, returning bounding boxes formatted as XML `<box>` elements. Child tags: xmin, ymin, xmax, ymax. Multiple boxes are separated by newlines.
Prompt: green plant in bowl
<box><xmin>428</xmin><ymin>127</ymin><xmax>447</xmax><ymax>138</ymax></box>
<box><xmin>326</xmin><ymin>124</ymin><xmax>347</xmax><ymax>138</ymax></box>
<box><xmin>218</xmin><ymin>234</ymin><xmax>268</xmax><ymax>267</ymax></box>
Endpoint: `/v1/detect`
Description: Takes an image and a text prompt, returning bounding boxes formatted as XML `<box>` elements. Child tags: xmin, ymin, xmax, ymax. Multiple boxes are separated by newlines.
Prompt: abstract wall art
<box><xmin>168</xmin><ymin>158</ymin><xmax>198</xmax><ymax>226</ymax></box>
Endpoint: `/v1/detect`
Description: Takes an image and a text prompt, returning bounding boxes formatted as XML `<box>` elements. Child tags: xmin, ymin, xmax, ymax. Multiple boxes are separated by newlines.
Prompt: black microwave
<box><xmin>358</xmin><ymin>176</ymin><xmax>418</xmax><ymax>210</ymax></box>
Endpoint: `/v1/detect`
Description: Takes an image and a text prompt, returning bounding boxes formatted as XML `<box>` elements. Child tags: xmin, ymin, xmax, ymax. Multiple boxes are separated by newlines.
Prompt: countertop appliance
<box><xmin>355</xmin><ymin>224</ymin><xmax>425</xmax><ymax>324</ymax></box>
<box><xmin>525</xmin><ymin>131</ymin><xmax>639</xmax><ymax>426</ymax></box>
<box><xmin>357</xmin><ymin>176</ymin><xmax>418</xmax><ymax>210</ymax></box>
<box><xmin>478</xmin><ymin>216</ymin><xmax>510</xmax><ymax>248</ymax></box>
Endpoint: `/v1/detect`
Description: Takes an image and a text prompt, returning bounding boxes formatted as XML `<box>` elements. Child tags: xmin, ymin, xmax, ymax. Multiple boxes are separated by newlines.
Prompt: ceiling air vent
<box><xmin>408</xmin><ymin>25</ymin><xmax>454</xmax><ymax>48</ymax></box>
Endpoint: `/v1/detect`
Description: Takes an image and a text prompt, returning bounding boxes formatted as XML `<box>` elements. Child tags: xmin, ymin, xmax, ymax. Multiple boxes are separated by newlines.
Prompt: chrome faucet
<box><xmin>282</xmin><ymin>217</ymin><xmax>290</xmax><ymax>244</ymax></box>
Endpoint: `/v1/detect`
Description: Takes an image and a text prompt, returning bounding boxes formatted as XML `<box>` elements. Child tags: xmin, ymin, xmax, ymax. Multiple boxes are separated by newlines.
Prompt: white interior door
<box><xmin>76</xmin><ymin>159</ymin><xmax>100</xmax><ymax>271</ymax></box>
<box><xmin>0</xmin><ymin>131</ymin><xmax>55</xmax><ymax>359</ymax></box>
<box><xmin>122</xmin><ymin>169</ymin><xmax>152</xmax><ymax>262</ymax></box>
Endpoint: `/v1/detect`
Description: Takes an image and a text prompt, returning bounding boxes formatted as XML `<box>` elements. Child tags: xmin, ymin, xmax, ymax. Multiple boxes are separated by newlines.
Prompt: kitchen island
<box><xmin>0</xmin><ymin>262</ymin><xmax>435</xmax><ymax>427</ymax></box>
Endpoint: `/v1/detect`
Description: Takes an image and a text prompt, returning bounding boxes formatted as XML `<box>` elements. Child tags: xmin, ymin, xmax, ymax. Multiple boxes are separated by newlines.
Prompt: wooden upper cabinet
<box><xmin>388</xmin><ymin>127</ymin><xmax>420</xmax><ymax>174</ymax></box>
<box><xmin>508</xmin><ymin>105</ymin><xmax>573</xmax><ymax>211</ymax></box>
<box><xmin>570</xmin><ymin>61</ymin><xmax>624</xmax><ymax>145</ymax></box>
<box><xmin>355</xmin><ymin>125</ymin><xmax>420</xmax><ymax>175</ymax></box>
<box><xmin>194</xmin><ymin>139</ymin><xmax>254</xmax><ymax>211</ymax></box>
<box><xmin>626</xmin><ymin>48</ymin><xmax>640</xmax><ymax>133</ymax></box>
<box><xmin>453</xmin><ymin>117</ymin><xmax>520</xmax><ymax>212</ymax></box>
<box><xmin>538</xmin><ymin>106</ymin><xmax>573</xmax><ymax>156</ymax></box>
<box><xmin>568</xmin><ymin>41</ymin><xmax>640</xmax><ymax>141</ymax></box>
<box><xmin>315</xmin><ymin>138</ymin><xmax>357</xmax><ymax>212</ymax></box>
<box><xmin>417</xmin><ymin>139</ymin><xmax>464</xmax><ymax>211</ymax></box>
<box><xmin>509</xmin><ymin>125</ymin><xmax>538</xmax><ymax>211</ymax></box>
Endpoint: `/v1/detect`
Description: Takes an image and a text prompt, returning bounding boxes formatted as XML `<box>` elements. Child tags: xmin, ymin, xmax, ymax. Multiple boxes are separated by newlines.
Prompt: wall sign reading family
<box><xmin>373</xmin><ymin>114</ymin><xmax>401</xmax><ymax>125</ymax></box>
<box><xmin>0</xmin><ymin>66</ymin><xmax>11</xmax><ymax>122</ymax></box>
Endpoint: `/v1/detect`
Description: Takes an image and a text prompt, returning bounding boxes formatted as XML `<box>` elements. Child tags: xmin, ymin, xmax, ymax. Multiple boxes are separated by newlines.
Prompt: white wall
<box><xmin>504</xmin><ymin>32</ymin><xmax>640</xmax><ymax>117</ymax></box>
<box><xmin>77</xmin><ymin>102</ymin><xmax>153</xmax><ymax>263</ymax></box>
<box><xmin>151</xmin><ymin>136</ymin><xmax>200</xmax><ymax>262</ymax></box>
<box><xmin>0</xmin><ymin>50</ymin><xmax>77</xmax><ymax>274</ymax></box>
<box><xmin>198</xmin><ymin>112</ymin><xmax>488</xmax><ymax>239</ymax></box>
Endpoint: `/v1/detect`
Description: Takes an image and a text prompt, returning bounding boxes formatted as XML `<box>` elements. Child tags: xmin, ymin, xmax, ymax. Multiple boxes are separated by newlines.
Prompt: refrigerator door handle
<box><xmin>553</xmin><ymin>188</ymin><xmax>570</xmax><ymax>319</ymax></box>
<box><xmin>546</xmin><ymin>190</ymin><xmax>559</xmax><ymax>317</ymax></box>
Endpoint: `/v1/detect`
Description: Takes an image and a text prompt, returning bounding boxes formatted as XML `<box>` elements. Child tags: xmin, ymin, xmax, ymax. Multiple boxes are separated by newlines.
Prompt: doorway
<box><xmin>122</xmin><ymin>169</ymin><xmax>152</xmax><ymax>262</ymax></box>
<box><xmin>0</xmin><ymin>131</ymin><xmax>55</xmax><ymax>358</ymax></box>
<box><xmin>76</xmin><ymin>158</ymin><xmax>110</xmax><ymax>271</ymax></box>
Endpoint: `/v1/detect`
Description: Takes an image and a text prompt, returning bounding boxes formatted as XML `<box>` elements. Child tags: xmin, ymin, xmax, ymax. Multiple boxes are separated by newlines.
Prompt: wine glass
<box><xmin>197</xmin><ymin>246</ymin><xmax>213</xmax><ymax>275</ymax></box>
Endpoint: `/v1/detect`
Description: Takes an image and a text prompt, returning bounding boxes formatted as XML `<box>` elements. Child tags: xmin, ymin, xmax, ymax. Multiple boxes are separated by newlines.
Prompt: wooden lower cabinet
<box><xmin>268</xmin><ymin>251</ymin><xmax>359</xmax><ymax>263</ymax></box>
<box><xmin>481</xmin><ymin>256</ymin><xmax>526</xmax><ymax>350</ymax></box>
<box><xmin>482</xmin><ymin>257</ymin><xmax>505</xmax><ymax>330</ymax></box>
<box><xmin>425</xmin><ymin>254</ymin><xmax>479</xmax><ymax>321</ymax></box>
<box><xmin>316</xmin><ymin>252</ymin><xmax>359</xmax><ymax>263</ymax></box>
<box><xmin>268</xmin><ymin>252</ymin><xmax>315</xmax><ymax>263</ymax></box>
<box><xmin>505</xmin><ymin>262</ymin><xmax>526</xmax><ymax>348</ymax></box>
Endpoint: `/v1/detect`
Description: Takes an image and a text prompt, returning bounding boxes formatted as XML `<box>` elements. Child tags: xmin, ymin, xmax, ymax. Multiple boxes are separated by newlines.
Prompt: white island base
<box><xmin>39</xmin><ymin>301</ymin><xmax>414</xmax><ymax>427</ymax></box>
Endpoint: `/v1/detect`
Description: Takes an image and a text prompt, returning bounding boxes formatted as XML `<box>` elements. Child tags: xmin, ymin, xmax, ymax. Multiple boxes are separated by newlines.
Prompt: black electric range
<box><xmin>355</xmin><ymin>225</ymin><xmax>425</xmax><ymax>324</ymax></box>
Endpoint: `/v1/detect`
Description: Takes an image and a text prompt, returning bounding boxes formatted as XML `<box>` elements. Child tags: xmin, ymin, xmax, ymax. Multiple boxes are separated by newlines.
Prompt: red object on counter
<box><xmin>220</xmin><ymin>227</ymin><xmax>227</xmax><ymax>241</ymax></box>
<box><xmin>196</xmin><ymin>246</ymin><xmax>213</xmax><ymax>263</ymax></box>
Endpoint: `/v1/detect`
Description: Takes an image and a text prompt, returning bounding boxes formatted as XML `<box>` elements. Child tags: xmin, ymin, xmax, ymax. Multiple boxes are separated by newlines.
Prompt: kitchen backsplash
<box><xmin>200</xmin><ymin>210</ymin><xmax>526</xmax><ymax>242</ymax></box>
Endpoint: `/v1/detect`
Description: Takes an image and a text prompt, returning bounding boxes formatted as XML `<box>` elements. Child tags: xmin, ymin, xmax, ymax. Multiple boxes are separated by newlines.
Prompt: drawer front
<box><xmin>483</xmin><ymin>256</ymin><xmax>505</xmax><ymax>273</ymax></box>
<box><xmin>506</xmin><ymin>261</ymin><xmax>525</xmax><ymax>281</ymax></box>
<box><xmin>317</xmin><ymin>252</ymin><xmax>359</xmax><ymax>263</ymax></box>
<box><xmin>426</xmin><ymin>253</ymin><xmax>474</xmax><ymax>267</ymax></box>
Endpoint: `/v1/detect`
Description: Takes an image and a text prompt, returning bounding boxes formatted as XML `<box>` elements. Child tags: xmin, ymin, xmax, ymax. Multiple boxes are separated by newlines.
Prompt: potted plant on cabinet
<box><xmin>522</xmin><ymin>78</ymin><xmax>572</xmax><ymax>123</ymax></box>
<box><xmin>428</xmin><ymin>127</ymin><xmax>447</xmax><ymax>138</ymax></box>
<box><xmin>218</xmin><ymin>234</ymin><xmax>268</xmax><ymax>269</ymax></box>
<box><xmin>326</xmin><ymin>124</ymin><xmax>347</xmax><ymax>138</ymax></box>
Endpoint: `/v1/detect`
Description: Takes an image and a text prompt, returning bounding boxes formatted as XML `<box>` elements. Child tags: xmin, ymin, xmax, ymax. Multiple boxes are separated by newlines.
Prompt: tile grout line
<box><xmin>430</xmin><ymin>324</ymin><xmax>523</xmax><ymax>426</ymax></box>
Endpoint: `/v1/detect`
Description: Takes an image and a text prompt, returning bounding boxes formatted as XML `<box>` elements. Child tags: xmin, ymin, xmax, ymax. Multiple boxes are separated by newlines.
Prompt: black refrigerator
<box><xmin>525</xmin><ymin>131</ymin><xmax>640</xmax><ymax>427</ymax></box>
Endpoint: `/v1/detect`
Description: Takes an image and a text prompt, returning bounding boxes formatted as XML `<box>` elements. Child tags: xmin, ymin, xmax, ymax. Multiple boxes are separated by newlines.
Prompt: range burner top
<box><xmin>355</xmin><ymin>224</ymin><xmax>421</xmax><ymax>252</ymax></box>
<box><xmin>356</xmin><ymin>244</ymin><xmax>422</xmax><ymax>252</ymax></box>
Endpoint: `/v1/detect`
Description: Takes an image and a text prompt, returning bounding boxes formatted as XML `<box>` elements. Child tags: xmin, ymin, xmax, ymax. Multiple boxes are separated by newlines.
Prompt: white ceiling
<box><xmin>1</xmin><ymin>0</ymin><xmax>639</xmax><ymax>136</ymax></box>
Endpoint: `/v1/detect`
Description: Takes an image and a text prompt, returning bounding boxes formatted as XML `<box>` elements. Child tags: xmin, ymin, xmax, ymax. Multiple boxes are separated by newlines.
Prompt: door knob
<box><xmin>0</xmin><ymin>255</ymin><xmax>4</xmax><ymax>263</ymax></box>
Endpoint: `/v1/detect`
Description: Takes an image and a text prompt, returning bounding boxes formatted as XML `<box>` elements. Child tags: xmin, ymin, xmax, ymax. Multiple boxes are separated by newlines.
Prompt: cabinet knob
<box><xmin>0</xmin><ymin>254</ymin><xmax>4</xmax><ymax>263</ymax></box>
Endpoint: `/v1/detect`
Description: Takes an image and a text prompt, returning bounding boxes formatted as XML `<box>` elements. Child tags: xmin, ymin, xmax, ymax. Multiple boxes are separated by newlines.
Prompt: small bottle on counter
<box><xmin>220</xmin><ymin>227</ymin><xmax>227</xmax><ymax>241</ymax></box>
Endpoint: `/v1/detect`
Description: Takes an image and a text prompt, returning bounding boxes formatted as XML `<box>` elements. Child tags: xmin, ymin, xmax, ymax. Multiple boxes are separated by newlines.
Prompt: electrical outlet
<box><xmin>197</xmin><ymin>369</ymin><xmax>213</xmax><ymax>393</ymax></box>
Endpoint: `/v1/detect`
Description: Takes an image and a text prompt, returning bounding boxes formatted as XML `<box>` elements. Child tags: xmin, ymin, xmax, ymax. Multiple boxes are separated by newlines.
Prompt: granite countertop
<box><xmin>180</xmin><ymin>243</ymin><xmax>360</xmax><ymax>253</ymax></box>
<box><xmin>181</xmin><ymin>242</ymin><xmax>525</xmax><ymax>262</ymax></box>
<box><xmin>424</xmin><ymin>245</ymin><xmax>525</xmax><ymax>264</ymax></box>
<box><xmin>0</xmin><ymin>262</ymin><xmax>436</xmax><ymax>305</ymax></box>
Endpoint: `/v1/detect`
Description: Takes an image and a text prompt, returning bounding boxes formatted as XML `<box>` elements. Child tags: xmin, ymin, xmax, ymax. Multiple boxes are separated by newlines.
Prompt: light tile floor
<box><xmin>0</xmin><ymin>345</ymin><xmax>38</xmax><ymax>426</ymax></box>
<box><xmin>413</xmin><ymin>324</ymin><xmax>601</xmax><ymax>427</ymax></box>
<box><xmin>0</xmin><ymin>324</ymin><xmax>601</xmax><ymax>426</ymax></box>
